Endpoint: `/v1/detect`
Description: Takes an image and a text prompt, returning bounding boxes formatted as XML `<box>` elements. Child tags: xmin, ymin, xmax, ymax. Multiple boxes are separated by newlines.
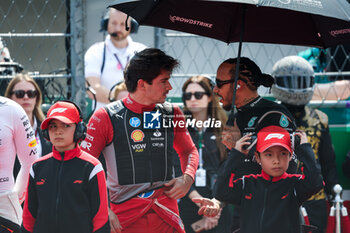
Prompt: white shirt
<box><xmin>84</xmin><ymin>35</ymin><xmax>147</xmax><ymax>110</ymax></box>
<box><xmin>0</xmin><ymin>97</ymin><xmax>39</xmax><ymax>202</ymax></box>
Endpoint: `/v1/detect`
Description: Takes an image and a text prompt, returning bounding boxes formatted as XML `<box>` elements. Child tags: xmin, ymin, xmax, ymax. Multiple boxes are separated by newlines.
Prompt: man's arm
<box><xmin>294</xmin><ymin>143</ymin><xmax>324</xmax><ymax>204</ymax></box>
<box><xmin>21</xmin><ymin>166</ymin><xmax>38</xmax><ymax>233</ymax></box>
<box><xmin>81</xmin><ymin>107</ymin><xmax>113</xmax><ymax>158</ymax></box>
<box><xmin>312</xmin><ymin>80</ymin><xmax>350</xmax><ymax>101</ymax></box>
<box><xmin>87</xmin><ymin>161</ymin><xmax>110</xmax><ymax>233</ymax></box>
<box><xmin>84</xmin><ymin>42</ymin><xmax>110</xmax><ymax>104</ymax></box>
<box><xmin>213</xmin><ymin>148</ymin><xmax>245</xmax><ymax>205</ymax></box>
<box><xmin>86</xmin><ymin>77</ymin><xmax>111</xmax><ymax>104</ymax></box>
<box><xmin>164</xmin><ymin>106</ymin><xmax>199</xmax><ymax>199</ymax></box>
<box><xmin>12</xmin><ymin>104</ymin><xmax>39</xmax><ymax>203</ymax></box>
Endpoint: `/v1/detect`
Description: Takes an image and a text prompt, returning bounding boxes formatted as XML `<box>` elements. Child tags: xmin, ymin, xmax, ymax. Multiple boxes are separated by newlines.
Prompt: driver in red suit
<box><xmin>81</xmin><ymin>48</ymin><xmax>199</xmax><ymax>233</ymax></box>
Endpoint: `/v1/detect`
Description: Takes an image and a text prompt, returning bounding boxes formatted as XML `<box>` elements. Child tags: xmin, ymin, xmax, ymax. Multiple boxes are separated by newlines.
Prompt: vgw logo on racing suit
<box><xmin>143</xmin><ymin>110</ymin><xmax>161</xmax><ymax>129</ymax></box>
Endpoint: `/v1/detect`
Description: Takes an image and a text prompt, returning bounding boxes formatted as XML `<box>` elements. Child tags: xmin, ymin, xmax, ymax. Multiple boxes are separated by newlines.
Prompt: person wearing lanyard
<box><xmin>85</xmin><ymin>8</ymin><xmax>147</xmax><ymax>111</ymax></box>
<box><xmin>173</xmin><ymin>75</ymin><xmax>232</xmax><ymax>233</ymax></box>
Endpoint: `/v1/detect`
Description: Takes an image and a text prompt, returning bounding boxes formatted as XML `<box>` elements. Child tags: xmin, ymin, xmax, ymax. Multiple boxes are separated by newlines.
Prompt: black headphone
<box><xmin>43</xmin><ymin>100</ymin><xmax>87</xmax><ymax>143</ymax></box>
<box><xmin>100</xmin><ymin>9</ymin><xmax>139</xmax><ymax>33</ymax></box>
<box><xmin>243</xmin><ymin>111</ymin><xmax>300</xmax><ymax>151</ymax></box>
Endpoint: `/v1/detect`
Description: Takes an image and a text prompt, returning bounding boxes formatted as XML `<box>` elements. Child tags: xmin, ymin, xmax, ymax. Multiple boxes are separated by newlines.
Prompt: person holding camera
<box><xmin>84</xmin><ymin>8</ymin><xmax>146</xmax><ymax>110</ymax></box>
<box><xmin>271</xmin><ymin>55</ymin><xmax>339</xmax><ymax>233</ymax></box>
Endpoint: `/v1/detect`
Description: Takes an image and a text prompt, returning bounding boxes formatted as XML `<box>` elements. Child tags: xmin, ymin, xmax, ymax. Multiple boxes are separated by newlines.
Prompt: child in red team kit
<box><xmin>21</xmin><ymin>101</ymin><xmax>110</xmax><ymax>233</ymax></box>
<box><xmin>194</xmin><ymin>125</ymin><xmax>323</xmax><ymax>233</ymax></box>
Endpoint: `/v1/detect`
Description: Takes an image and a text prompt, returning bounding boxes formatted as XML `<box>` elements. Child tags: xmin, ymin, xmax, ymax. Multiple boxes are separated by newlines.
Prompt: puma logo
<box><xmin>36</xmin><ymin>179</ymin><xmax>46</xmax><ymax>185</ymax></box>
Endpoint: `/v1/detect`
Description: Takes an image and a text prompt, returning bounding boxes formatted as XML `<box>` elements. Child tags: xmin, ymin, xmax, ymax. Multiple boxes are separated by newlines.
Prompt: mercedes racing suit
<box><xmin>81</xmin><ymin>95</ymin><xmax>199</xmax><ymax>232</ymax></box>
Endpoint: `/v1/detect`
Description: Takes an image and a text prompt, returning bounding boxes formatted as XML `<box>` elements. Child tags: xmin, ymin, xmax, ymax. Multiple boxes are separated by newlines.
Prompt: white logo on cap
<box><xmin>49</xmin><ymin>108</ymin><xmax>67</xmax><ymax>116</ymax></box>
<box><xmin>265</xmin><ymin>133</ymin><xmax>285</xmax><ymax>140</ymax></box>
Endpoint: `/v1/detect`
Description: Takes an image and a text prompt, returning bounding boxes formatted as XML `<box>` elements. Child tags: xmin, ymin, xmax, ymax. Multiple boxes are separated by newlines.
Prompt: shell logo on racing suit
<box><xmin>131</xmin><ymin>130</ymin><xmax>144</xmax><ymax>142</ymax></box>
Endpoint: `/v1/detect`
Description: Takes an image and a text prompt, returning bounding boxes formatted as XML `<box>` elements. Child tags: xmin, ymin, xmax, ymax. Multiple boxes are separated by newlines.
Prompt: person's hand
<box><xmin>295</xmin><ymin>130</ymin><xmax>308</xmax><ymax>145</ymax></box>
<box><xmin>234</xmin><ymin>133</ymin><xmax>253</xmax><ymax>154</ymax></box>
<box><xmin>109</xmin><ymin>208</ymin><xmax>122</xmax><ymax>233</ymax></box>
<box><xmin>203</xmin><ymin>215</ymin><xmax>219</xmax><ymax>230</ymax></box>
<box><xmin>221</xmin><ymin>121</ymin><xmax>241</xmax><ymax>150</ymax></box>
<box><xmin>164</xmin><ymin>174</ymin><xmax>193</xmax><ymax>199</ymax></box>
<box><xmin>192</xmin><ymin>198</ymin><xmax>221</xmax><ymax>217</ymax></box>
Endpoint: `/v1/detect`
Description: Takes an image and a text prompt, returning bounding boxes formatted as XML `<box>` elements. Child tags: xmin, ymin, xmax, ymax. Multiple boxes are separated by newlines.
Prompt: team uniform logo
<box><xmin>129</xmin><ymin>117</ymin><xmax>141</xmax><ymax>128</ymax></box>
<box><xmin>49</xmin><ymin>108</ymin><xmax>67</xmax><ymax>116</ymax></box>
<box><xmin>153</xmin><ymin>129</ymin><xmax>162</xmax><ymax>137</ymax></box>
<box><xmin>279</xmin><ymin>114</ymin><xmax>289</xmax><ymax>127</ymax></box>
<box><xmin>143</xmin><ymin>110</ymin><xmax>161</xmax><ymax>129</ymax></box>
<box><xmin>131</xmin><ymin>130</ymin><xmax>145</xmax><ymax>142</ymax></box>
<box><xmin>28</xmin><ymin>139</ymin><xmax>37</xmax><ymax>147</ymax></box>
<box><xmin>138</xmin><ymin>190</ymin><xmax>155</xmax><ymax>198</ymax></box>
<box><xmin>265</xmin><ymin>133</ymin><xmax>285</xmax><ymax>141</ymax></box>
<box><xmin>248</xmin><ymin>117</ymin><xmax>258</xmax><ymax>127</ymax></box>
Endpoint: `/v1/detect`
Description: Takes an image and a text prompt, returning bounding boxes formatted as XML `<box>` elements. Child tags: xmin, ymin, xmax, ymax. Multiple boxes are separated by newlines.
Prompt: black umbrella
<box><xmin>110</xmin><ymin>0</ymin><xmax>350</xmax><ymax>110</ymax></box>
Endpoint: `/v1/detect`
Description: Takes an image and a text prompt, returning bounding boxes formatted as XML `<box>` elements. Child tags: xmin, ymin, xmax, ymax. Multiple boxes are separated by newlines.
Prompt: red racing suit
<box><xmin>81</xmin><ymin>95</ymin><xmax>199</xmax><ymax>232</ymax></box>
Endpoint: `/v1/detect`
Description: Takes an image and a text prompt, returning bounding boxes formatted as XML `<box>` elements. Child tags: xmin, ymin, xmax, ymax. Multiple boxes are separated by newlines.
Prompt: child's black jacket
<box><xmin>21</xmin><ymin>146</ymin><xmax>110</xmax><ymax>233</ymax></box>
<box><xmin>214</xmin><ymin>143</ymin><xmax>323</xmax><ymax>233</ymax></box>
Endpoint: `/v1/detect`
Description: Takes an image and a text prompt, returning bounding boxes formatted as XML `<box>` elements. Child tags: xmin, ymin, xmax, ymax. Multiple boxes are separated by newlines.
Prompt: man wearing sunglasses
<box><xmin>212</xmin><ymin>57</ymin><xmax>295</xmax><ymax>232</ymax></box>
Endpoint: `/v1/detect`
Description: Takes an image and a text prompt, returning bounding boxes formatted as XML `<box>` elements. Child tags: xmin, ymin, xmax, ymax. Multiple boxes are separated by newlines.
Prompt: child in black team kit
<box><xmin>21</xmin><ymin>101</ymin><xmax>110</xmax><ymax>233</ymax></box>
<box><xmin>194</xmin><ymin>125</ymin><xmax>323</xmax><ymax>233</ymax></box>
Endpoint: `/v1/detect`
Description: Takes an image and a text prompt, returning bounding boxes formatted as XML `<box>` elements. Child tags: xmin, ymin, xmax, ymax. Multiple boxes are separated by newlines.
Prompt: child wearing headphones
<box><xmin>193</xmin><ymin>125</ymin><xmax>323</xmax><ymax>233</ymax></box>
<box><xmin>21</xmin><ymin>101</ymin><xmax>110</xmax><ymax>233</ymax></box>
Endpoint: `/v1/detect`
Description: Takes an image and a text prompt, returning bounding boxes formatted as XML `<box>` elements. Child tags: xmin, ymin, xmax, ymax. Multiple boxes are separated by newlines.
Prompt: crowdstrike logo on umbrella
<box><xmin>330</xmin><ymin>28</ymin><xmax>350</xmax><ymax>37</ymax></box>
<box><xmin>169</xmin><ymin>15</ymin><xmax>213</xmax><ymax>29</ymax></box>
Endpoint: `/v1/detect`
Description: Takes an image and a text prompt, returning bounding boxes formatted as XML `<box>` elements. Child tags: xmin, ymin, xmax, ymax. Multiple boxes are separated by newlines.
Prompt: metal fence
<box><xmin>156</xmin><ymin>29</ymin><xmax>350</xmax><ymax>104</ymax></box>
<box><xmin>0</xmin><ymin>0</ymin><xmax>85</xmax><ymax>112</ymax></box>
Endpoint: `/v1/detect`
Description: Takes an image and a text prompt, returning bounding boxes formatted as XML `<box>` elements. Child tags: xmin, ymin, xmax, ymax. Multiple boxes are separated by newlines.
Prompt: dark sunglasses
<box><xmin>183</xmin><ymin>92</ymin><xmax>208</xmax><ymax>100</ymax></box>
<box><xmin>215</xmin><ymin>78</ymin><xmax>235</xmax><ymax>88</ymax></box>
<box><xmin>11</xmin><ymin>90</ymin><xmax>38</xmax><ymax>99</ymax></box>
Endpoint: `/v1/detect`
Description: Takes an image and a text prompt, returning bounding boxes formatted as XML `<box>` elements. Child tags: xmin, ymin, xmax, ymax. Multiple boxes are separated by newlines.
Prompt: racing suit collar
<box><xmin>123</xmin><ymin>94</ymin><xmax>156</xmax><ymax>114</ymax></box>
<box><xmin>52</xmin><ymin>146</ymin><xmax>82</xmax><ymax>161</ymax></box>
<box><xmin>237</xmin><ymin>96</ymin><xmax>262</xmax><ymax>112</ymax></box>
<box><xmin>261</xmin><ymin>169</ymin><xmax>288</xmax><ymax>182</ymax></box>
